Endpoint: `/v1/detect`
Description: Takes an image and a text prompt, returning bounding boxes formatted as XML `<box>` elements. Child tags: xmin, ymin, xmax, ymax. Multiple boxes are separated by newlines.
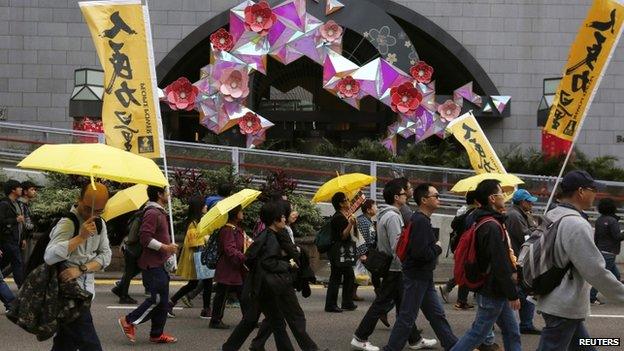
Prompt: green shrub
<box><xmin>346</xmin><ymin>139</ymin><xmax>397</xmax><ymax>162</ymax></box>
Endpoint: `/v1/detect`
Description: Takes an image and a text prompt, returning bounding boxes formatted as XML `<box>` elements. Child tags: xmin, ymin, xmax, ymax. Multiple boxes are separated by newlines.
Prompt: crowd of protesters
<box><xmin>1</xmin><ymin>168</ymin><xmax>623</xmax><ymax>350</ymax></box>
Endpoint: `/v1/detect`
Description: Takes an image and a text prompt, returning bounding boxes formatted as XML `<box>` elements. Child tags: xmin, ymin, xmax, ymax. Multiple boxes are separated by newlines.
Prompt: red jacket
<box><xmin>138</xmin><ymin>206</ymin><xmax>171</xmax><ymax>270</ymax></box>
<box><xmin>214</xmin><ymin>224</ymin><xmax>246</xmax><ymax>285</ymax></box>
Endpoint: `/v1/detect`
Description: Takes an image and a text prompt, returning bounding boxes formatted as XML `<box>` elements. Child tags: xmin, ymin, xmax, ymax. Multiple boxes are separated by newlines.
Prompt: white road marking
<box><xmin>107</xmin><ymin>306</ymin><xmax>183</xmax><ymax>310</ymax></box>
<box><xmin>589</xmin><ymin>314</ymin><xmax>624</xmax><ymax>318</ymax></box>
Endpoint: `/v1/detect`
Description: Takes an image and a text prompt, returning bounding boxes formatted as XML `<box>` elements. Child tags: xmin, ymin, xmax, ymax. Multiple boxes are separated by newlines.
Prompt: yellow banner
<box><xmin>80</xmin><ymin>0</ymin><xmax>164</xmax><ymax>158</ymax></box>
<box><xmin>447</xmin><ymin>112</ymin><xmax>506</xmax><ymax>174</ymax></box>
<box><xmin>544</xmin><ymin>0</ymin><xmax>624</xmax><ymax>141</ymax></box>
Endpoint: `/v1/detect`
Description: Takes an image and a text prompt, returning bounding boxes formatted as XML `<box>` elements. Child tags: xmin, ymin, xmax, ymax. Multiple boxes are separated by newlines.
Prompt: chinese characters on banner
<box><xmin>447</xmin><ymin>111</ymin><xmax>506</xmax><ymax>175</ymax></box>
<box><xmin>544</xmin><ymin>0</ymin><xmax>624</xmax><ymax>142</ymax></box>
<box><xmin>80</xmin><ymin>0</ymin><xmax>164</xmax><ymax>158</ymax></box>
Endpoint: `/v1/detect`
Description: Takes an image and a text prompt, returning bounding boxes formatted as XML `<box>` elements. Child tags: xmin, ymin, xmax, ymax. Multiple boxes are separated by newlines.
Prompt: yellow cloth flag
<box><xmin>544</xmin><ymin>0</ymin><xmax>624</xmax><ymax>141</ymax></box>
<box><xmin>80</xmin><ymin>0</ymin><xmax>164</xmax><ymax>158</ymax></box>
<box><xmin>447</xmin><ymin>111</ymin><xmax>506</xmax><ymax>175</ymax></box>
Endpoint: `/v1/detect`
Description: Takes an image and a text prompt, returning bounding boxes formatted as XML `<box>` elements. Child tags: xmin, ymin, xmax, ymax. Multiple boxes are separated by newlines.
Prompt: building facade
<box><xmin>1</xmin><ymin>0</ymin><xmax>623</xmax><ymax>164</ymax></box>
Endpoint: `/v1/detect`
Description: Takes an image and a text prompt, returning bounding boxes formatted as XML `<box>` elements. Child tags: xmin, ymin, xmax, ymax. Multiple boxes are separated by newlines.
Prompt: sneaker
<box><xmin>226</xmin><ymin>300</ymin><xmax>241</xmax><ymax>308</ymax></box>
<box><xmin>350</xmin><ymin>337</ymin><xmax>380</xmax><ymax>351</ymax></box>
<box><xmin>119</xmin><ymin>295</ymin><xmax>138</xmax><ymax>304</ymax></box>
<box><xmin>180</xmin><ymin>295</ymin><xmax>193</xmax><ymax>308</ymax></box>
<box><xmin>209</xmin><ymin>321</ymin><xmax>230</xmax><ymax>329</ymax></box>
<box><xmin>111</xmin><ymin>285</ymin><xmax>121</xmax><ymax>298</ymax></box>
<box><xmin>438</xmin><ymin>285</ymin><xmax>449</xmax><ymax>303</ymax></box>
<box><xmin>167</xmin><ymin>301</ymin><xmax>176</xmax><ymax>318</ymax></box>
<box><xmin>408</xmin><ymin>337</ymin><xmax>437</xmax><ymax>350</ymax></box>
<box><xmin>591</xmin><ymin>299</ymin><xmax>605</xmax><ymax>305</ymax></box>
<box><xmin>150</xmin><ymin>333</ymin><xmax>178</xmax><ymax>344</ymax></box>
<box><xmin>454</xmin><ymin>302</ymin><xmax>475</xmax><ymax>310</ymax></box>
<box><xmin>477</xmin><ymin>342</ymin><xmax>501</xmax><ymax>351</ymax></box>
<box><xmin>118</xmin><ymin>317</ymin><xmax>136</xmax><ymax>343</ymax></box>
<box><xmin>342</xmin><ymin>304</ymin><xmax>358</xmax><ymax>311</ymax></box>
<box><xmin>200</xmin><ymin>308</ymin><xmax>211</xmax><ymax>319</ymax></box>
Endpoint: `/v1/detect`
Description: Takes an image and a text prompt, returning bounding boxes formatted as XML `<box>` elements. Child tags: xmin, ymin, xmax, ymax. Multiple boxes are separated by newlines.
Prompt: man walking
<box><xmin>119</xmin><ymin>185</ymin><xmax>179</xmax><ymax>344</ymax></box>
<box><xmin>451</xmin><ymin>179</ymin><xmax>521</xmax><ymax>351</ymax></box>
<box><xmin>536</xmin><ymin>171</ymin><xmax>624</xmax><ymax>350</ymax></box>
<box><xmin>382</xmin><ymin>183</ymin><xmax>457</xmax><ymax>351</ymax></box>
<box><xmin>44</xmin><ymin>182</ymin><xmax>112</xmax><ymax>350</ymax></box>
<box><xmin>0</xmin><ymin>180</ymin><xmax>26</xmax><ymax>288</ymax></box>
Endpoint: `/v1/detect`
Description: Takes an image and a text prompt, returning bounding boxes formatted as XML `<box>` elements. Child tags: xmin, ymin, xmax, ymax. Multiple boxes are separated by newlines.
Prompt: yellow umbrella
<box><xmin>17</xmin><ymin>143</ymin><xmax>168</xmax><ymax>187</ymax></box>
<box><xmin>102</xmin><ymin>184</ymin><xmax>148</xmax><ymax>221</ymax></box>
<box><xmin>451</xmin><ymin>173</ymin><xmax>524</xmax><ymax>194</ymax></box>
<box><xmin>312</xmin><ymin>173</ymin><xmax>376</xmax><ymax>203</ymax></box>
<box><xmin>199</xmin><ymin>188</ymin><xmax>261</xmax><ymax>235</ymax></box>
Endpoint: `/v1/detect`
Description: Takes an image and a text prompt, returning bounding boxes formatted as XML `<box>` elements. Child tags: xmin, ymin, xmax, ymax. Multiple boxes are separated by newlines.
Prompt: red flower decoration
<box><xmin>239</xmin><ymin>112</ymin><xmax>262</xmax><ymax>135</ymax></box>
<box><xmin>320</xmin><ymin>20</ymin><xmax>343</xmax><ymax>43</ymax></box>
<box><xmin>244</xmin><ymin>1</ymin><xmax>276</xmax><ymax>36</ymax></box>
<box><xmin>390</xmin><ymin>82</ymin><xmax>422</xmax><ymax>115</ymax></box>
<box><xmin>164</xmin><ymin>77</ymin><xmax>199</xmax><ymax>111</ymax></box>
<box><xmin>210</xmin><ymin>28</ymin><xmax>234</xmax><ymax>51</ymax></box>
<box><xmin>336</xmin><ymin>76</ymin><xmax>360</xmax><ymax>98</ymax></box>
<box><xmin>410</xmin><ymin>61</ymin><xmax>434</xmax><ymax>84</ymax></box>
<box><xmin>437</xmin><ymin>99</ymin><xmax>461</xmax><ymax>122</ymax></box>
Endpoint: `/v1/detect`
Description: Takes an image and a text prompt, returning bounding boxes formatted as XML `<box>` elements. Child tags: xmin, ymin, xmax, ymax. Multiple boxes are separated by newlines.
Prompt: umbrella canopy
<box><xmin>312</xmin><ymin>173</ymin><xmax>376</xmax><ymax>203</ymax></box>
<box><xmin>199</xmin><ymin>189</ymin><xmax>261</xmax><ymax>235</ymax></box>
<box><xmin>17</xmin><ymin>143</ymin><xmax>168</xmax><ymax>187</ymax></box>
<box><xmin>102</xmin><ymin>184</ymin><xmax>148</xmax><ymax>221</ymax></box>
<box><xmin>451</xmin><ymin>173</ymin><xmax>524</xmax><ymax>194</ymax></box>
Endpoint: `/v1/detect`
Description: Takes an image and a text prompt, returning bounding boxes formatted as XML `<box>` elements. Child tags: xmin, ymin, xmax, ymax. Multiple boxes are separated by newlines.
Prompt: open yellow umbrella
<box><xmin>312</xmin><ymin>173</ymin><xmax>376</xmax><ymax>203</ymax></box>
<box><xmin>17</xmin><ymin>143</ymin><xmax>168</xmax><ymax>187</ymax></box>
<box><xmin>451</xmin><ymin>173</ymin><xmax>524</xmax><ymax>194</ymax></box>
<box><xmin>199</xmin><ymin>189</ymin><xmax>261</xmax><ymax>235</ymax></box>
<box><xmin>102</xmin><ymin>184</ymin><xmax>148</xmax><ymax>221</ymax></box>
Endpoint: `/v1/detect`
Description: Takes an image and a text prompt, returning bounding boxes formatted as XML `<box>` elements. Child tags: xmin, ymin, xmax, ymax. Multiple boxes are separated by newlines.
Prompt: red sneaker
<box><xmin>150</xmin><ymin>333</ymin><xmax>178</xmax><ymax>344</ymax></box>
<box><xmin>118</xmin><ymin>317</ymin><xmax>136</xmax><ymax>343</ymax></box>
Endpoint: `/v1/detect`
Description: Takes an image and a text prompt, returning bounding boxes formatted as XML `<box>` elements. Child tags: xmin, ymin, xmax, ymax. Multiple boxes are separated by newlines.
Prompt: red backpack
<box><xmin>395</xmin><ymin>222</ymin><xmax>412</xmax><ymax>262</ymax></box>
<box><xmin>453</xmin><ymin>216</ymin><xmax>503</xmax><ymax>290</ymax></box>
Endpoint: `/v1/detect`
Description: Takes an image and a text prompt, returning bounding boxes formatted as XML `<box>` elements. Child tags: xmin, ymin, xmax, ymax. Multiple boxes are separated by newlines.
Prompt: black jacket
<box><xmin>403</xmin><ymin>211</ymin><xmax>441</xmax><ymax>281</ymax></box>
<box><xmin>243</xmin><ymin>228</ymin><xmax>292</xmax><ymax>300</ymax></box>
<box><xmin>0</xmin><ymin>197</ymin><xmax>23</xmax><ymax>244</ymax></box>
<box><xmin>594</xmin><ymin>214</ymin><xmax>624</xmax><ymax>255</ymax></box>
<box><xmin>505</xmin><ymin>205</ymin><xmax>535</xmax><ymax>256</ymax></box>
<box><xmin>473</xmin><ymin>208</ymin><xmax>518</xmax><ymax>300</ymax></box>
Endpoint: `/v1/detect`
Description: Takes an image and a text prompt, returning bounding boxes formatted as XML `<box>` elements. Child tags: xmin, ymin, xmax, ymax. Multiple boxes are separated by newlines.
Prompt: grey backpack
<box><xmin>518</xmin><ymin>214</ymin><xmax>575</xmax><ymax>296</ymax></box>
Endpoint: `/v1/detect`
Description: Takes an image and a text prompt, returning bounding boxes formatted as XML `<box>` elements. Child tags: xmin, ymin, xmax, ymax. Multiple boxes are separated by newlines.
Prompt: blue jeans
<box><xmin>451</xmin><ymin>294</ymin><xmax>521</xmax><ymax>351</ymax></box>
<box><xmin>537</xmin><ymin>313</ymin><xmax>595</xmax><ymax>351</ymax></box>
<box><xmin>383</xmin><ymin>276</ymin><xmax>457</xmax><ymax>351</ymax></box>
<box><xmin>0</xmin><ymin>242</ymin><xmax>24</xmax><ymax>288</ymax></box>
<box><xmin>518</xmin><ymin>286</ymin><xmax>536</xmax><ymax>330</ymax></box>
<box><xmin>126</xmin><ymin>267</ymin><xmax>170</xmax><ymax>337</ymax></box>
<box><xmin>590</xmin><ymin>252</ymin><xmax>620</xmax><ymax>302</ymax></box>
<box><xmin>0</xmin><ymin>269</ymin><xmax>15</xmax><ymax>310</ymax></box>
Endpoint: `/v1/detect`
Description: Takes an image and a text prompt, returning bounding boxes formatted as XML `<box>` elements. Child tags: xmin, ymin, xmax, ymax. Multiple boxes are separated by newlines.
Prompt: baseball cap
<box><xmin>560</xmin><ymin>170</ymin><xmax>604</xmax><ymax>192</ymax></box>
<box><xmin>512</xmin><ymin>189</ymin><xmax>538</xmax><ymax>203</ymax></box>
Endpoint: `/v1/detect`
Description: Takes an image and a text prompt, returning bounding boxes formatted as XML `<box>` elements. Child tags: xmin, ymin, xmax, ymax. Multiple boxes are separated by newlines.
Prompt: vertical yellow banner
<box><xmin>447</xmin><ymin>112</ymin><xmax>506</xmax><ymax>175</ymax></box>
<box><xmin>544</xmin><ymin>0</ymin><xmax>624</xmax><ymax>141</ymax></box>
<box><xmin>80</xmin><ymin>0</ymin><xmax>164</xmax><ymax>158</ymax></box>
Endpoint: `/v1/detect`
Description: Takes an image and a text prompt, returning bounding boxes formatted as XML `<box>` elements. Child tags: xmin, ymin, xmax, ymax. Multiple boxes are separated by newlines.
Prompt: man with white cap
<box><xmin>506</xmin><ymin>189</ymin><xmax>540</xmax><ymax>335</ymax></box>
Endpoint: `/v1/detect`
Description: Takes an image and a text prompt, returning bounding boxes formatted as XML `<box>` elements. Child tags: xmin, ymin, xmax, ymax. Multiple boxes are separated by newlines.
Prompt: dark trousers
<box><xmin>222</xmin><ymin>289</ymin><xmax>294</xmax><ymax>351</ymax></box>
<box><xmin>518</xmin><ymin>286</ymin><xmax>536</xmax><ymax>331</ymax></box>
<box><xmin>445</xmin><ymin>277</ymin><xmax>470</xmax><ymax>303</ymax></box>
<box><xmin>211</xmin><ymin>283</ymin><xmax>242</xmax><ymax>324</ymax></box>
<box><xmin>51</xmin><ymin>307</ymin><xmax>102</xmax><ymax>351</ymax></box>
<box><xmin>355</xmin><ymin>271</ymin><xmax>421</xmax><ymax>342</ymax></box>
<box><xmin>118</xmin><ymin>249</ymin><xmax>142</xmax><ymax>297</ymax></box>
<box><xmin>537</xmin><ymin>313</ymin><xmax>595</xmax><ymax>351</ymax></box>
<box><xmin>0</xmin><ymin>242</ymin><xmax>23</xmax><ymax>288</ymax></box>
<box><xmin>250</xmin><ymin>287</ymin><xmax>318</xmax><ymax>351</ymax></box>
<box><xmin>171</xmin><ymin>278</ymin><xmax>213</xmax><ymax>310</ymax></box>
<box><xmin>0</xmin><ymin>269</ymin><xmax>15</xmax><ymax>310</ymax></box>
<box><xmin>126</xmin><ymin>267</ymin><xmax>170</xmax><ymax>337</ymax></box>
<box><xmin>325</xmin><ymin>264</ymin><xmax>355</xmax><ymax>309</ymax></box>
<box><xmin>590</xmin><ymin>251</ymin><xmax>620</xmax><ymax>302</ymax></box>
<box><xmin>384</xmin><ymin>276</ymin><xmax>458</xmax><ymax>351</ymax></box>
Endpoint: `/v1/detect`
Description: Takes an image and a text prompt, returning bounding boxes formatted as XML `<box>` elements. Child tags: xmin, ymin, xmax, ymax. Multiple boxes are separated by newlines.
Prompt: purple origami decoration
<box><xmin>453</xmin><ymin>81</ymin><xmax>483</xmax><ymax>108</ymax></box>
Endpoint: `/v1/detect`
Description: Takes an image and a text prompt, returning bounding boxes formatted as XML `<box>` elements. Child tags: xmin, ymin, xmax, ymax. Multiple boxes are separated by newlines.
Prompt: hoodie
<box><xmin>376</xmin><ymin>206</ymin><xmax>404</xmax><ymax>272</ymax></box>
<box><xmin>535</xmin><ymin>204</ymin><xmax>624</xmax><ymax>319</ymax></box>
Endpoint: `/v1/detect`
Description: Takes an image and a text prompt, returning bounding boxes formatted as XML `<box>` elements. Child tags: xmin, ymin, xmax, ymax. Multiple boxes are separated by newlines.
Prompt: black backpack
<box><xmin>201</xmin><ymin>229</ymin><xmax>221</xmax><ymax>269</ymax></box>
<box><xmin>25</xmin><ymin>213</ymin><xmax>103</xmax><ymax>277</ymax></box>
<box><xmin>124</xmin><ymin>209</ymin><xmax>146</xmax><ymax>258</ymax></box>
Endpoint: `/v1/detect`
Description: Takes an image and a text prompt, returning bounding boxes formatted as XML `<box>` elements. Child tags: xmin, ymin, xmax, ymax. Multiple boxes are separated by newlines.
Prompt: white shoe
<box><xmin>408</xmin><ymin>337</ymin><xmax>438</xmax><ymax>350</ymax></box>
<box><xmin>351</xmin><ymin>337</ymin><xmax>380</xmax><ymax>351</ymax></box>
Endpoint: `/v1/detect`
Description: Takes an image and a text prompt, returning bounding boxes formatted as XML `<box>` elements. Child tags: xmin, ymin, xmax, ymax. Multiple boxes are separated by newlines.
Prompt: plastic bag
<box><xmin>354</xmin><ymin>260</ymin><xmax>371</xmax><ymax>286</ymax></box>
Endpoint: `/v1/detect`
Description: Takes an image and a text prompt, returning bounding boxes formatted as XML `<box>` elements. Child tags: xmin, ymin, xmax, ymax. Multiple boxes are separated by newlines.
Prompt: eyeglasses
<box><xmin>582</xmin><ymin>187</ymin><xmax>597</xmax><ymax>193</ymax></box>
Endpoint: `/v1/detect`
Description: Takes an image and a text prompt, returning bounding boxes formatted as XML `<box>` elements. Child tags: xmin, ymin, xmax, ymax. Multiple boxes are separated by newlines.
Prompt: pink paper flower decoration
<box><xmin>336</xmin><ymin>76</ymin><xmax>360</xmax><ymax>98</ymax></box>
<box><xmin>410</xmin><ymin>61</ymin><xmax>434</xmax><ymax>84</ymax></box>
<box><xmin>238</xmin><ymin>112</ymin><xmax>261</xmax><ymax>135</ymax></box>
<box><xmin>164</xmin><ymin>77</ymin><xmax>199</xmax><ymax>111</ymax></box>
<box><xmin>244</xmin><ymin>0</ymin><xmax>276</xmax><ymax>36</ymax></box>
<box><xmin>437</xmin><ymin>99</ymin><xmax>461</xmax><ymax>122</ymax></box>
<box><xmin>390</xmin><ymin>82</ymin><xmax>422</xmax><ymax>115</ymax></box>
<box><xmin>219</xmin><ymin>68</ymin><xmax>250</xmax><ymax>102</ymax></box>
<box><xmin>210</xmin><ymin>28</ymin><xmax>234</xmax><ymax>51</ymax></box>
<box><xmin>320</xmin><ymin>20</ymin><xmax>343</xmax><ymax>43</ymax></box>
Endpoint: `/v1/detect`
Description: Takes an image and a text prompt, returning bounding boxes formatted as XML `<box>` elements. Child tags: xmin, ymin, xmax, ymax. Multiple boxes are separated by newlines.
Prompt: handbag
<box><xmin>362</xmin><ymin>247</ymin><xmax>392</xmax><ymax>276</ymax></box>
<box><xmin>194</xmin><ymin>250</ymin><xmax>215</xmax><ymax>280</ymax></box>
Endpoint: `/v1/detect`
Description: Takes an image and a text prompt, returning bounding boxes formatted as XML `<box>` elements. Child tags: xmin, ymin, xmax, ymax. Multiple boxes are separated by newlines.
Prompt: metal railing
<box><xmin>2</xmin><ymin>121</ymin><xmax>624</xmax><ymax>215</ymax></box>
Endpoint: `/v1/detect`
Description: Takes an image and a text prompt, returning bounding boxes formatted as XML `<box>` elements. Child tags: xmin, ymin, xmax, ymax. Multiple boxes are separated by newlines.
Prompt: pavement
<box><xmin>1</xmin><ymin>280</ymin><xmax>624</xmax><ymax>351</ymax></box>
